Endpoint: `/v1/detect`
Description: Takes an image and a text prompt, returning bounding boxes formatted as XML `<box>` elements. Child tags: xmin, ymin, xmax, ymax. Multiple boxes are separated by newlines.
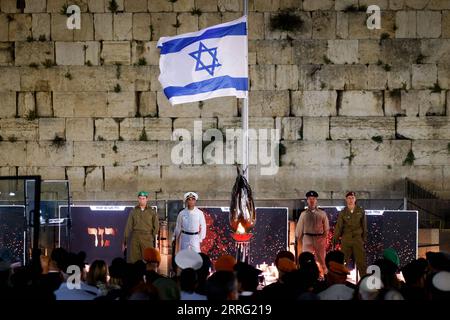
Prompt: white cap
<box><xmin>432</xmin><ymin>271</ymin><xmax>450</xmax><ymax>291</ymax></box>
<box><xmin>184</xmin><ymin>192</ymin><xmax>198</xmax><ymax>201</ymax></box>
<box><xmin>174</xmin><ymin>249</ymin><xmax>203</xmax><ymax>270</ymax></box>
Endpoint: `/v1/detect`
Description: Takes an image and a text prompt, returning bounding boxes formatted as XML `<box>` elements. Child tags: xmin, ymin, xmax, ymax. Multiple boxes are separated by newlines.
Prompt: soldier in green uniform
<box><xmin>332</xmin><ymin>191</ymin><xmax>367</xmax><ymax>277</ymax></box>
<box><xmin>123</xmin><ymin>191</ymin><xmax>159</xmax><ymax>263</ymax></box>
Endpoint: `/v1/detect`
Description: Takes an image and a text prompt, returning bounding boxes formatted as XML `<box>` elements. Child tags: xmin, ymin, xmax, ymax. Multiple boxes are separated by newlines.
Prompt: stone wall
<box><xmin>0</xmin><ymin>0</ymin><xmax>449</xmax><ymax>201</ymax></box>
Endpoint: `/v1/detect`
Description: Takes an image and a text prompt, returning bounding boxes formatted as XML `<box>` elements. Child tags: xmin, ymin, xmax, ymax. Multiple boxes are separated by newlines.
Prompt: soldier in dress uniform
<box><xmin>123</xmin><ymin>191</ymin><xmax>159</xmax><ymax>263</ymax></box>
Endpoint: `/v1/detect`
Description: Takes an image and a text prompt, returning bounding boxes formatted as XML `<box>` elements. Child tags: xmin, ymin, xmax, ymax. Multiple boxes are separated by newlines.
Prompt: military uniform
<box><xmin>295</xmin><ymin>207</ymin><xmax>329</xmax><ymax>273</ymax></box>
<box><xmin>333</xmin><ymin>205</ymin><xmax>367</xmax><ymax>276</ymax></box>
<box><xmin>124</xmin><ymin>205</ymin><xmax>159</xmax><ymax>263</ymax></box>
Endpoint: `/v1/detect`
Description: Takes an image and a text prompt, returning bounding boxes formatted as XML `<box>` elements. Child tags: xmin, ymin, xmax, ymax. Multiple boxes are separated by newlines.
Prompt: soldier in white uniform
<box><xmin>173</xmin><ymin>192</ymin><xmax>207</xmax><ymax>253</ymax></box>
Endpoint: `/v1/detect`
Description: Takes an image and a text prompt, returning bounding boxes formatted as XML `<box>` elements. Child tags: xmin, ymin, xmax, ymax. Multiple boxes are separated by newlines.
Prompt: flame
<box><xmin>236</xmin><ymin>223</ymin><xmax>246</xmax><ymax>234</ymax></box>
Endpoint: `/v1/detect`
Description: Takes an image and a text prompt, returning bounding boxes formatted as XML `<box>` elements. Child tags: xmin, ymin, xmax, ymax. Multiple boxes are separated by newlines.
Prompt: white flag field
<box><xmin>157</xmin><ymin>16</ymin><xmax>248</xmax><ymax>105</ymax></box>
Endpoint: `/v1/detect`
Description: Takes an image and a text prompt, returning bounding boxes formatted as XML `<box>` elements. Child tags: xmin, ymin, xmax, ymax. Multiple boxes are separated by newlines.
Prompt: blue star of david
<box><xmin>189</xmin><ymin>42</ymin><xmax>221</xmax><ymax>77</ymax></box>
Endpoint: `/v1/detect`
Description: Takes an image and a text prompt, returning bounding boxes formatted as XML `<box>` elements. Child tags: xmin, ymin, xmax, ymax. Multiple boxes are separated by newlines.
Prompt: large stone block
<box><xmin>198</xmin><ymin>12</ymin><xmax>222</xmax><ymax>30</ymax></box>
<box><xmin>74</xmin><ymin>13</ymin><xmax>94</xmax><ymax>41</ymax></box>
<box><xmin>106</xmin><ymin>92</ymin><xmax>136</xmax><ymax>117</ymax></box>
<box><xmin>66</xmin><ymin>118</ymin><xmax>94</xmax><ymax>141</ymax></box>
<box><xmin>115</xmin><ymin>141</ymin><xmax>158</xmax><ymax>165</ymax></box>
<box><xmin>113</xmin><ymin>13</ymin><xmax>132</xmax><ymax>40</ymax></box>
<box><xmin>151</xmin><ymin>13</ymin><xmax>176</xmax><ymax>40</ymax></box>
<box><xmin>1</xmin><ymin>0</ymin><xmax>19</xmax><ymax>13</ymax></box>
<box><xmin>101</xmin><ymin>41</ymin><xmax>131</xmax><ymax>65</ymax></box>
<box><xmin>104</xmin><ymin>166</ymin><xmax>138</xmax><ymax>191</ymax></box>
<box><xmin>38</xmin><ymin>118</ymin><xmax>65</xmax><ymax>141</ymax></box>
<box><xmin>15</xmin><ymin>41</ymin><xmax>54</xmax><ymax>66</ymax></box>
<box><xmin>47</xmin><ymin>0</ymin><xmax>69</xmax><ymax>13</ymax></box>
<box><xmin>303</xmin><ymin>0</ymin><xmax>334</xmax><ymax>10</ymax></box>
<box><xmin>177</xmin><ymin>12</ymin><xmax>199</xmax><ymax>35</ymax></box>
<box><xmin>138</xmin><ymin>91</ymin><xmax>157</xmax><ymax>117</ymax></box>
<box><xmin>173</xmin><ymin>118</ymin><xmax>217</xmax><ymax>136</ymax></box>
<box><xmin>17</xmin><ymin>92</ymin><xmax>35</xmax><ymax>117</ymax></box>
<box><xmin>32</xmin><ymin>13</ymin><xmax>50</xmax><ymax>40</ymax></box>
<box><xmin>95</xmin><ymin>118</ymin><xmax>119</xmax><ymax>141</ymax></box>
<box><xmin>249</xmin><ymin>90</ymin><xmax>290</xmax><ymax>117</ymax></box>
<box><xmin>397</xmin><ymin>90</ymin><xmax>446</xmax><ymax>117</ymax></box>
<box><xmin>26</xmin><ymin>141</ymin><xmax>73</xmax><ymax>166</ymax></box>
<box><xmin>248</xmin><ymin>12</ymin><xmax>264</xmax><ymax>40</ymax></box>
<box><xmin>132</xmin><ymin>13</ymin><xmax>151</xmax><ymax>40</ymax></box>
<box><xmin>55</xmin><ymin>42</ymin><xmax>85</xmax><ymax>65</ymax></box>
<box><xmin>264</xmin><ymin>11</ymin><xmax>312</xmax><ymax>40</ymax></box>
<box><xmin>0</xmin><ymin>42</ymin><xmax>13</xmax><ymax>65</ymax></box>
<box><xmin>417</xmin><ymin>11</ymin><xmax>441</xmax><ymax>38</ymax></box>
<box><xmin>66</xmin><ymin>167</ymin><xmax>85</xmax><ymax>192</ymax></box>
<box><xmin>380</xmin><ymin>39</ymin><xmax>421</xmax><ymax>66</ymax></box>
<box><xmin>330</xmin><ymin>117</ymin><xmax>396</xmax><ymax>140</ymax></box>
<box><xmin>0</xmin><ymin>118</ymin><xmax>38</xmax><ymax>141</ymax></box>
<box><xmin>299</xmin><ymin>65</ymin><xmax>366</xmax><ymax>91</ymax></box>
<box><xmin>412</xmin><ymin>64</ymin><xmax>437</xmax><ymax>89</ymax></box>
<box><xmin>420</xmin><ymin>39</ymin><xmax>450</xmax><ymax>64</ymax></box>
<box><xmin>443</xmin><ymin>10</ymin><xmax>450</xmax><ymax>38</ymax></box>
<box><xmin>340</xmin><ymin>91</ymin><xmax>383</xmax><ymax>116</ymax></box>
<box><xmin>120</xmin><ymin>118</ymin><xmax>144</xmax><ymax>140</ymax></box>
<box><xmin>387</xmin><ymin>66</ymin><xmax>411</xmax><ymax>90</ymax></box>
<box><xmin>218</xmin><ymin>117</ymin><xmax>274</xmax><ymax>130</ymax></box>
<box><xmin>327</xmin><ymin>40</ymin><xmax>358</xmax><ymax>64</ymax></box>
<box><xmin>413</xmin><ymin>140</ymin><xmax>450</xmax><ymax>165</ymax></box>
<box><xmin>200</xmin><ymin>97</ymin><xmax>238</xmax><ymax>117</ymax></box>
<box><xmin>53</xmin><ymin>92</ymin><xmax>108</xmax><ymax>117</ymax></box>
<box><xmin>256</xmin><ymin>40</ymin><xmax>293</xmax><ymax>64</ymax></box>
<box><xmin>8</xmin><ymin>14</ymin><xmax>32</xmax><ymax>41</ymax></box>
<box><xmin>148</xmin><ymin>0</ymin><xmax>173</xmax><ymax>12</ymax></box>
<box><xmin>277</xmin><ymin>117</ymin><xmax>302</xmax><ymax>141</ymax></box>
<box><xmin>276</xmin><ymin>65</ymin><xmax>299</xmax><ymax>90</ymax></box>
<box><xmin>396</xmin><ymin>11</ymin><xmax>416</xmax><ymax>38</ymax></box>
<box><xmin>85</xmin><ymin>41</ymin><xmax>100</xmax><ymax>65</ymax></box>
<box><xmin>0</xmin><ymin>92</ymin><xmax>16</xmax><ymax>118</ymax></box>
<box><xmin>358</xmin><ymin>40</ymin><xmax>381</xmax><ymax>65</ymax></box>
<box><xmin>124</xmin><ymin>0</ymin><xmax>148</xmax><ymax>12</ymax></box>
<box><xmin>351</xmin><ymin>140</ymin><xmax>411</xmax><ymax>166</ymax></box>
<box><xmin>249</xmin><ymin>65</ymin><xmax>275</xmax><ymax>90</ymax></box>
<box><xmin>144</xmin><ymin>118</ymin><xmax>172</xmax><ymax>140</ymax></box>
<box><xmin>131</xmin><ymin>41</ymin><xmax>159</xmax><ymax>65</ymax></box>
<box><xmin>292</xmin><ymin>90</ymin><xmax>337</xmax><ymax>116</ymax></box>
<box><xmin>105</xmin><ymin>0</ymin><xmax>124</xmax><ymax>12</ymax></box>
<box><xmin>85</xmin><ymin>166</ymin><xmax>103</xmax><ymax>192</ymax></box>
<box><xmin>438</xmin><ymin>64</ymin><xmax>450</xmax><ymax>89</ymax></box>
<box><xmin>73</xmin><ymin>141</ymin><xmax>115</xmax><ymax>166</ymax></box>
<box><xmin>293</xmin><ymin>39</ymin><xmax>327</xmax><ymax>64</ymax></box>
<box><xmin>36</xmin><ymin>92</ymin><xmax>53</xmax><ymax>117</ymax></box>
<box><xmin>94</xmin><ymin>13</ymin><xmax>113</xmax><ymax>40</ymax></box>
<box><xmin>367</xmin><ymin>65</ymin><xmax>388</xmax><ymax>90</ymax></box>
<box><xmin>302</xmin><ymin>117</ymin><xmax>329</xmax><ymax>141</ymax></box>
<box><xmin>0</xmin><ymin>142</ymin><xmax>26</xmax><ymax>166</ymax></box>
<box><xmin>0</xmin><ymin>14</ymin><xmax>8</xmax><ymax>41</ymax></box>
<box><xmin>397</xmin><ymin>117</ymin><xmax>450</xmax><ymax>139</ymax></box>
<box><xmin>281</xmin><ymin>141</ymin><xmax>350</xmax><ymax>167</ymax></box>
<box><xmin>137</xmin><ymin>166</ymin><xmax>161</xmax><ymax>192</ymax></box>
<box><xmin>51</xmin><ymin>13</ymin><xmax>73</xmax><ymax>41</ymax></box>
<box><xmin>336</xmin><ymin>11</ymin><xmax>348</xmax><ymax>39</ymax></box>
<box><xmin>312</xmin><ymin>11</ymin><xmax>336</xmax><ymax>39</ymax></box>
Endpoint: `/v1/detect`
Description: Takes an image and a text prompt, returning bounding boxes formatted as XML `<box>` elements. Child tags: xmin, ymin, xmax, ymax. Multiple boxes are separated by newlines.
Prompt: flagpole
<box><xmin>242</xmin><ymin>0</ymin><xmax>249</xmax><ymax>180</ymax></box>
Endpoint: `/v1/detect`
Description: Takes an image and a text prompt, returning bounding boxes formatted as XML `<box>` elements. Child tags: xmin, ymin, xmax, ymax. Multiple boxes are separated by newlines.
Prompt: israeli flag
<box><xmin>157</xmin><ymin>16</ymin><xmax>248</xmax><ymax>105</ymax></box>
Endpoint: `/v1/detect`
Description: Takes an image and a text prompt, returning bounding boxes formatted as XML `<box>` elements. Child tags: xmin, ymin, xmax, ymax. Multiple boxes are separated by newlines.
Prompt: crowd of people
<box><xmin>0</xmin><ymin>246</ymin><xmax>448</xmax><ymax>300</ymax></box>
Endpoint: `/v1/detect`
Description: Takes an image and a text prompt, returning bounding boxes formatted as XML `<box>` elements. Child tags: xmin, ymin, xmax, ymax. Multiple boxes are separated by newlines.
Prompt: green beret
<box><xmin>138</xmin><ymin>191</ymin><xmax>149</xmax><ymax>197</ymax></box>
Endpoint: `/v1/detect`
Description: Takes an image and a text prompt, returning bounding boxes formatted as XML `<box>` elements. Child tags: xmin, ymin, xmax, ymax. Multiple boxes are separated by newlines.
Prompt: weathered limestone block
<box><xmin>85</xmin><ymin>166</ymin><xmax>103</xmax><ymax>191</ymax></box>
<box><xmin>397</xmin><ymin>117</ymin><xmax>450</xmax><ymax>139</ymax></box>
<box><xmin>173</xmin><ymin>118</ymin><xmax>217</xmax><ymax>136</ymax></box>
<box><xmin>137</xmin><ymin>166</ymin><xmax>161</xmax><ymax>192</ymax></box>
<box><xmin>157</xmin><ymin>92</ymin><xmax>201</xmax><ymax>117</ymax></box>
<box><xmin>303</xmin><ymin>0</ymin><xmax>334</xmax><ymax>10</ymax></box>
<box><xmin>53</xmin><ymin>92</ymin><xmax>108</xmax><ymax>117</ymax></box>
<box><xmin>120</xmin><ymin>118</ymin><xmax>144</xmax><ymax>140</ymax></box>
<box><xmin>9</xmin><ymin>14</ymin><xmax>32</xmax><ymax>41</ymax></box>
<box><xmin>0</xmin><ymin>142</ymin><xmax>26</xmax><ymax>165</ymax></box>
<box><xmin>131</xmin><ymin>41</ymin><xmax>159</xmax><ymax>65</ymax></box>
<box><xmin>0</xmin><ymin>42</ymin><xmax>13</xmax><ymax>65</ymax></box>
<box><xmin>257</xmin><ymin>40</ymin><xmax>293</xmax><ymax>64</ymax></box>
<box><xmin>292</xmin><ymin>91</ymin><xmax>337</xmax><ymax>116</ymax></box>
<box><xmin>299</xmin><ymin>65</ymin><xmax>368</xmax><ymax>91</ymax></box>
<box><xmin>330</xmin><ymin>117</ymin><xmax>396</xmax><ymax>140</ymax></box>
<box><xmin>66</xmin><ymin>167</ymin><xmax>85</xmax><ymax>192</ymax></box>
<box><xmin>200</xmin><ymin>97</ymin><xmax>238</xmax><ymax>117</ymax></box>
<box><xmin>36</xmin><ymin>92</ymin><xmax>52</xmax><ymax>117</ymax></box>
<box><xmin>104</xmin><ymin>166</ymin><xmax>138</xmax><ymax>191</ymax></box>
<box><xmin>198</xmin><ymin>12</ymin><xmax>222</xmax><ymax>29</ymax></box>
<box><xmin>293</xmin><ymin>40</ymin><xmax>327</xmax><ymax>64</ymax></box>
<box><xmin>340</xmin><ymin>91</ymin><xmax>383</xmax><ymax>116</ymax></box>
<box><xmin>248</xmin><ymin>12</ymin><xmax>264</xmax><ymax>40</ymax></box>
<box><xmin>26</xmin><ymin>141</ymin><xmax>73</xmax><ymax>166</ymax></box>
<box><xmin>249</xmin><ymin>65</ymin><xmax>276</xmax><ymax>90</ymax></box>
<box><xmin>302</xmin><ymin>117</ymin><xmax>330</xmax><ymax>141</ymax></box>
<box><xmin>249</xmin><ymin>90</ymin><xmax>290</xmax><ymax>117</ymax></box>
<box><xmin>413</xmin><ymin>140</ymin><xmax>450</xmax><ymax>165</ymax></box>
<box><xmin>85</xmin><ymin>41</ymin><xmax>100</xmax><ymax>65</ymax></box>
<box><xmin>107</xmin><ymin>92</ymin><xmax>136</xmax><ymax>117</ymax></box>
<box><xmin>32</xmin><ymin>13</ymin><xmax>50</xmax><ymax>40</ymax></box>
<box><xmin>15</xmin><ymin>41</ymin><xmax>54</xmax><ymax>66</ymax></box>
<box><xmin>358</xmin><ymin>40</ymin><xmax>381</xmax><ymax>64</ymax></box>
<box><xmin>144</xmin><ymin>118</ymin><xmax>172</xmax><ymax>140</ymax></box>
<box><xmin>115</xmin><ymin>141</ymin><xmax>158</xmax><ymax>165</ymax></box>
<box><xmin>335</xmin><ymin>0</ymin><xmax>358</xmax><ymax>10</ymax></box>
<box><xmin>17</xmin><ymin>92</ymin><xmax>35</xmax><ymax>117</ymax></box>
<box><xmin>412</xmin><ymin>64</ymin><xmax>437</xmax><ymax>89</ymax></box>
<box><xmin>139</xmin><ymin>91</ymin><xmax>157</xmax><ymax>117</ymax></box>
<box><xmin>47</xmin><ymin>0</ymin><xmax>69</xmax><ymax>13</ymax></box>
<box><xmin>1</xmin><ymin>0</ymin><xmax>19</xmax><ymax>13</ymax></box>
<box><xmin>387</xmin><ymin>66</ymin><xmax>411</xmax><ymax>89</ymax></box>
<box><xmin>38</xmin><ymin>118</ymin><xmax>65</xmax><ymax>141</ymax></box>
<box><xmin>420</xmin><ymin>39</ymin><xmax>450</xmax><ymax>64</ymax></box>
<box><xmin>336</xmin><ymin>11</ymin><xmax>348</xmax><ymax>39</ymax></box>
<box><xmin>277</xmin><ymin>117</ymin><xmax>302</xmax><ymax>141</ymax></box>
<box><xmin>55</xmin><ymin>42</ymin><xmax>85</xmax><ymax>65</ymax></box>
<box><xmin>73</xmin><ymin>141</ymin><xmax>115</xmax><ymax>166</ymax></box>
<box><xmin>177</xmin><ymin>12</ymin><xmax>199</xmax><ymax>34</ymax></box>
<box><xmin>396</xmin><ymin>11</ymin><xmax>416</xmax><ymax>38</ymax></box>
<box><xmin>94</xmin><ymin>118</ymin><xmax>119</xmax><ymax>141</ymax></box>
<box><xmin>74</xmin><ymin>13</ymin><xmax>94</xmax><ymax>41</ymax></box>
<box><xmin>218</xmin><ymin>117</ymin><xmax>274</xmax><ymax>130</ymax></box>
<box><xmin>417</xmin><ymin>11</ymin><xmax>441</xmax><ymax>38</ymax></box>
<box><xmin>105</xmin><ymin>0</ymin><xmax>124</xmax><ymax>12</ymax></box>
<box><xmin>0</xmin><ymin>14</ymin><xmax>8</xmax><ymax>41</ymax></box>
<box><xmin>0</xmin><ymin>92</ymin><xmax>16</xmax><ymax>118</ymax></box>
<box><xmin>151</xmin><ymin>13</ymin><xmax>177</xmax><ymax>40</ymax></box>
<box><xmin>94</xmin><ymin>13</ymin><xmax>113</xmax><ymax>40</ymax></box>
<box><xmin>326</xmin><ymin>40</ymin><xmax>358</xmax><ymax>64</ymax></box>
<box><xmin>148</xmin><ymin>0</ymin><xmax>173</xmax><ymax>12</ymax></box>
<box><xmin>101</xmin><ymin>41</ymin><xmax>131</xmax><ymax>65</ymax></box>
<box><xmin>113</xmin><ymin>13</ymin><xmax>132</xmax><ymax>40</ymax></box>
<box><xmin>0</xmin><ymin>118</ymin><xmax>38</xmax><ymax>141</ymax></box>
<box><xmin>312</xmin><ymin>11</ymin><xmax>336</xmax><ymax>39</ymax></box>
<box><xmin>437</xmin><ymin>64</ymin><xmax>450</xmax><ymax>89</ymax></box>
<box><xmin>281</xmin><ymin>141</ymin><xmax>350</xmax><ymax>167</ymax></box>
<box><xmin>276</xmin><ymin>65</ymin><xmax>299</xmax><ymax>90</ymax></box>
<box><xmin>264</xmin><ymin>11</ymin><xmax>312</xmax><ymax>40</ymax></box>
<box><xmin>124</xmin><ymin>0</ymin><xmax>148</xmax><ymax>12</ymax></box>
<box><xmin>367</xmin><ymin>65</ymin><xmax>388</xmax><ymax>90</ymax></box>
<box><xmin>443</xmin><ymin>11</ymin><xmax>450</xmax><ymax>38</ymax></box>
<box><xmin>51</xmin><ymin>14</ymin><xmax>73</xmax><ymax>41</ymax></box>
<box><xmin>66</xmin><ymin>118</ymin><xmax>94</xmax><ymax>141</ymax></box>
<box><xmin>351</xmin><ymin>140</ymin><xmax>411</xmax><ymax>166</ymax></box>
<box><xmin>380</xmin><ymin>39</ymin><xmax>421</xmax><ymax>66</ymax></box>
<box><xmin>400</xmin><ymin>90</ymin><xmax>446</xmax><ymax>116</ymax></box>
